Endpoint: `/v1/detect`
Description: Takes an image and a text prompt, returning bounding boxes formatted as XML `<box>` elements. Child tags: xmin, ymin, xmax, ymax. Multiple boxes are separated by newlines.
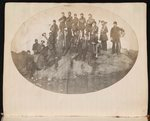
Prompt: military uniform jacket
<box><xmin>47</xmin><ymin>35</ymin><xmax>54</xmax><ymax>49</ymax></box>
<box><xmin>59</xmin><ymin>16</ymin><xmax>66</xmax><ymax>30</ymax></box>
<box><xmin>32</xmin><ymin>43</ymin><xmax>40</xmax><ymax>52</ymax></box>
<box><xmin>39</xmin><ymin>44</ymin><xmax>45</xmax><ymax>52</ymax></box>
<box><xmin>91</xmin><ymin>25</ymin><xmax>98</xmax><ymax>35</ymax></box>
<box><xmin>72</xmin><ymin>17</ymin><xmax>79</xmax><ymax>31</ymax></box>
<box><xmin>86</xmin><ymin>18</ymin><xmax>95</xmax><ymax>31</ymax></box>
<box><xmin>66</xmin><ymin>15</ymin><xmax>73</xmax><ymax>29</ymax></box>
<box><xmin>26</xmin><ymin>54</ymin><xmax>34</xmax><ymax>68</ymax></box>
<box><xmin>79</xmin><ymin>17</ymin><xmax>86</xmax><ymax>30</ymax></box>
<box><xmin>100</xmin><ymin>25</ymin><xmax>108</xmax><ymax>41</ymax></box>
<box><xmin>91</xmin><ymin>25</ymin><xmax>98</xmax><ymax>43</ymax></box>
<box><xmin>110</xmin><ymin>26</ymin><xmax>124</xmax><ymax>41</ymax></box>
<box><xmin>50</xmin><ymin>24</ymin><xmax>59</xmax><ymax>36</ymax></box>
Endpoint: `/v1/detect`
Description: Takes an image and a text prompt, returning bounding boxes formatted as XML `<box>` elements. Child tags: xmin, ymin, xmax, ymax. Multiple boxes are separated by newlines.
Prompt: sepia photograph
<box><xmin>4</xmin><ymin>3</ymin><xmax>147</xmax><ymax>117</ymax></box>
<box><xmin>11</xmin><ymin>4</ymin><xmax>139</xmax><ymax>94</ymax></box>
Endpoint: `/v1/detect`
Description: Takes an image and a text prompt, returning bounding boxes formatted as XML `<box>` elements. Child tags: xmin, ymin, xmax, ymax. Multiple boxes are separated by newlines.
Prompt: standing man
<box><xmin>72</xmin><ymin>13</ymin><xmax>79</xmax><ymax>47</ymax></box>
<box><xmin>48</xmin><ymin>32</ymin><xmax>55</xmax><ymax>54</ymax></box>
<box><xmin>80</xmin><ymin>37</ymin><xmax>88</xmax><ymax>61</ymax></box>
<box><xmin>110</xmin><ymin>21</ymin><xmax>125</xmax><ymax>54</ymax></box>
<box><xmin>91</xmin><ymin>21</ymin><xmax>99</xmax><ymax>58</ymax></box>
<box><xmin>58</xmin><ymin>12</ymin><xmax>66</xmax><ymax>39</ymax></box>
<box><xmin>39</xmin><ymin>40</ymin><xmax>45</xmax><ymax>52</ymax></box>
<box><xmin>100</xmin><ymin>21</ymin><xmax>108</xmax><ymax>51</ymax></box>
<box><xmin>32</xmin><ymin>39</ymin><xmax>40</xmax><ymax>54</ymax></box>
<box><xmin>79</xmin><ymin>13</ymin><xmax>86</xmax><ymax>37</ymax></box>
<box><xmin>50</xmin><ymin>20</ymin><xmax>59</xmax><ymax>50</ymax></box>
<box><xmin>26</xmin><ymin>50</ymin><xmax>36</xmax><ymax>79</ymax></box>
<box><xmin>65</xmin><ymin>11</ymin><xmax>73</xmax><ymax>53</ymax></box>
<box><xmin>66</xmin><ymin>11</ymin><xmax>73</xmax><ymax>37</ymax></box>
<box><xmin>86</xmin><ymin>13</ymin><xmax>95</xmax><ymax>39</ymax></box>
<box><xmin>72</xmin><ymin>13</ymin><xmax>79</xmax><ymax>36</ymax></box>
<box><xmin>91</xmin><ymin>21</ymin><xmax>99</xmax><ymax>43</ymax></box>
<box><xmin>42</xmin><ymin>32</ymin><xmax>56</xmax><ymax>63</ymax></box>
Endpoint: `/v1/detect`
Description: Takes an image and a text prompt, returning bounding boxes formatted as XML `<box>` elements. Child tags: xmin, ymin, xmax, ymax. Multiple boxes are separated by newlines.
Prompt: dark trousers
<box><xmin>67</xmin><ymin>28</ymin><xmax>72</xmax><ymax>37</ymax></box>
<box><xmin>101</xmin><ymin>41</ymin><xmax>107</xmax><ymax>51</ymax></box>
<box><xmin>112</xmin><ymin>41</ymin><xmax>121</xmax><ymax>54</ymax></box>
<box><xmin>80</xmin><ymin>29</ymin><xmax>85</xmax><ymax>37</ymax></box>
<box><xmin>86</xmin><ymin>31</ymin><xmax>91</xmax><ymax>38</ymax></box>
<box><xmin>60</xmin><ymin>29</ymin><xmax>65</xmax><ymax>39</ymax></box>
<box><xmin>53</xmin><ymin>34</ymin><xmax>57</xmax><ymax>42</ymax></box>
<box><xmin>81</xmin><ymin>48</ymin><xmax>87</xmax><ymax>61</ymax></box>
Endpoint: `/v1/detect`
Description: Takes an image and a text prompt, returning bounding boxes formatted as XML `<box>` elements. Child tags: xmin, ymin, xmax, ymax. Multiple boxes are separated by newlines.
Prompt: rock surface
<box><xmin>11</xmin><ymin>48</ymin><xmax>138</xmax><ymax>93</ymax></box>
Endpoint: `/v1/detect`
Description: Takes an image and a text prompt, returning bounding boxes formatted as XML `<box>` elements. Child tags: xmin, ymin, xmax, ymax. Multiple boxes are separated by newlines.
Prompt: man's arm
<box><xmin>104</xmin><ymin>26</ymin><xmax>108</xmax><ymax>33</ymax></box>
<box><xmin>56</xmin><ymin>25</ymin><xmax>59</xmax><ymax>32</ymax></box>
<box><xmin>58</xmin><ymin>17</ymin><xmax>62</xmax><ymax>22</ymax></box>
<box><xmin>32</xmin><ymin>44</ymin><xmax>35</xmax><ymax>50</ymax></box>
<box><xmin>110</xmin><ymin>28</ymin><xmax>113</xmax><ymax>37</ymax></box>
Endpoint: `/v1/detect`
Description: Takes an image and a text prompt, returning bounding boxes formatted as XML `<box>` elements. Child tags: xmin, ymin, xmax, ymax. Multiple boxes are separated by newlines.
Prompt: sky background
<box><xmin>11</xmin><ymin>4</ymin><xmax>138</xmax><ymax>53</ymax></box>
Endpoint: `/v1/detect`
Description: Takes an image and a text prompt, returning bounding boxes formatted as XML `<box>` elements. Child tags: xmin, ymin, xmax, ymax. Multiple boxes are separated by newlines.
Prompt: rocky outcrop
<box><xmin>11</xmin><ymin>49</ymin><xmax>138</xmax><ymax>93</ymax></box>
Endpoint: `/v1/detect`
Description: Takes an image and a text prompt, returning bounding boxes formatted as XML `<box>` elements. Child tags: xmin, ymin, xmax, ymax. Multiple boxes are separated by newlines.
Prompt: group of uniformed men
<box><xmin>32</xmin><ymin>12</ymin><xmax>125</xmax><ymax>61</ymax></box>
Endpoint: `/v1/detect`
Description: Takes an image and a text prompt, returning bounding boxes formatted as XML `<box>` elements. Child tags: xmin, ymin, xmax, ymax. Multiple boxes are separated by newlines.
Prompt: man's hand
<box><xmin>42</xmin><ymin>33</ymin><xmax>46</xmax><ymax>37</ymax></box>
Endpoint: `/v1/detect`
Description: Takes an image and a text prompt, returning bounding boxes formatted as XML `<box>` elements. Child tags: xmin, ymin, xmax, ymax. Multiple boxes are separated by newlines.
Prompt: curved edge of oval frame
<box><xmin>10</xmin><ymin>4</ymin><xmax>139</xmax><ymax>94</ymax></box>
